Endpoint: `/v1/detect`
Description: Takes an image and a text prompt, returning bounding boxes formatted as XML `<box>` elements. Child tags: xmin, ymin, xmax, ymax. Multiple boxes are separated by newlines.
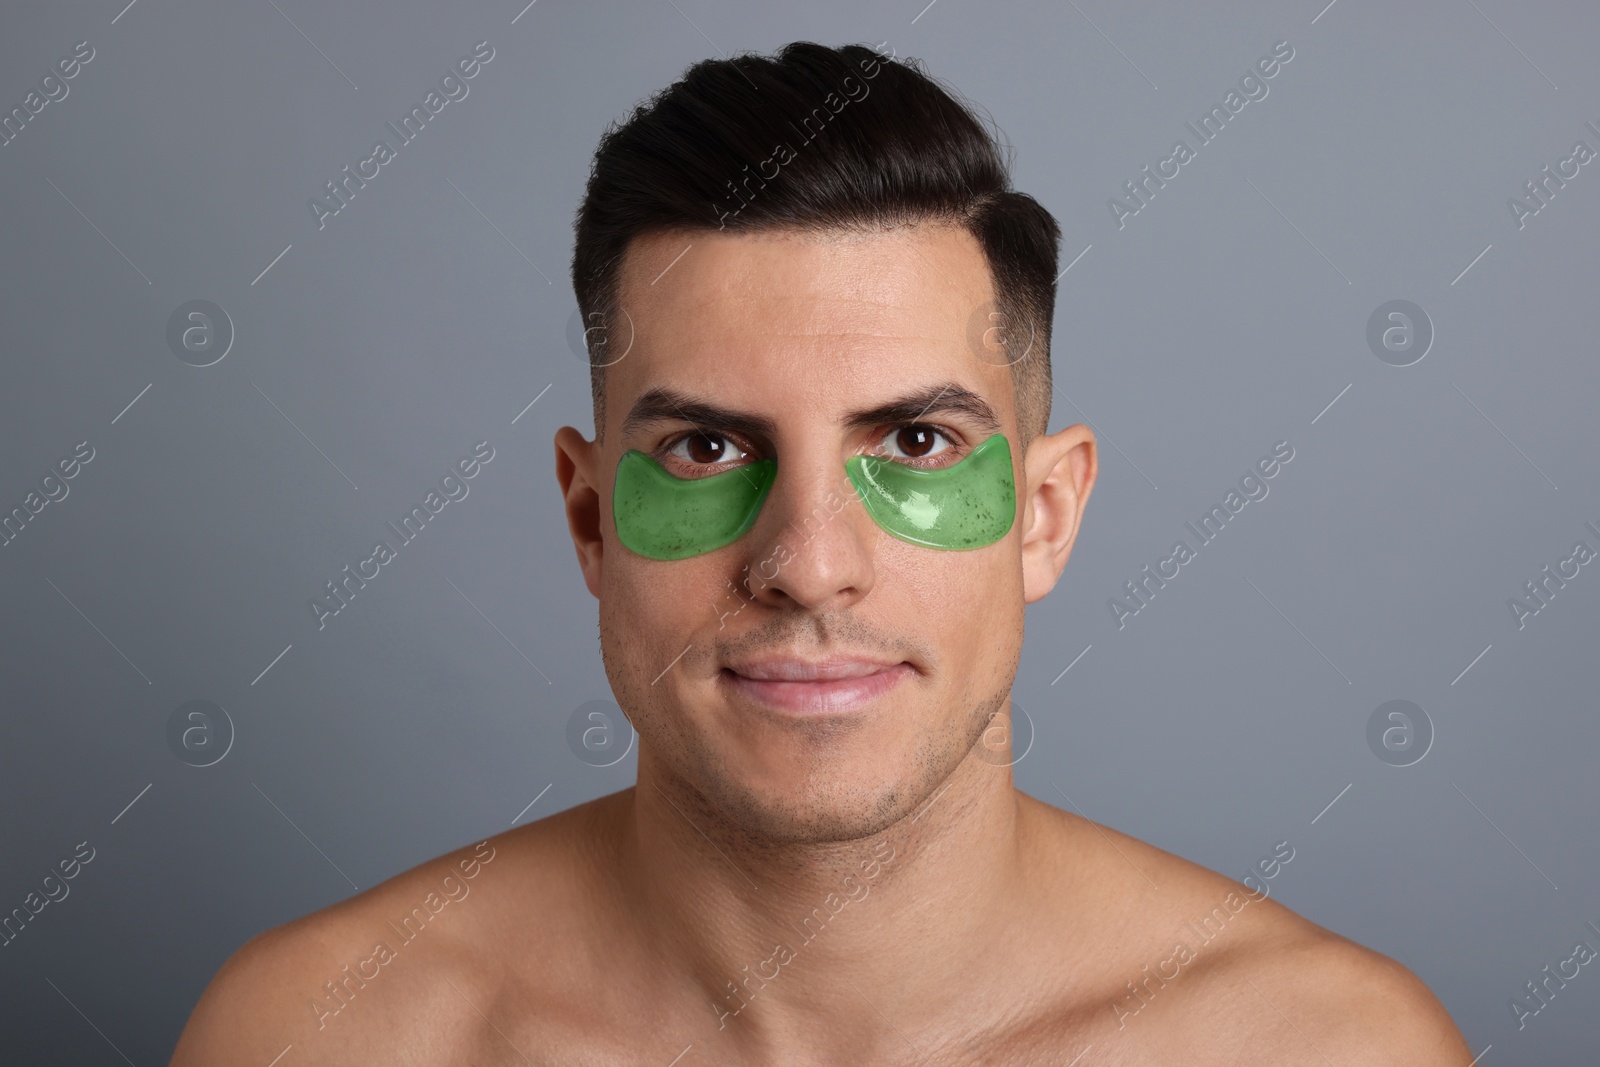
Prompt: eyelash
<box><xmin>659</xmin><ymin>424</ymin><xmax>964</xmax><ymax>473</ymax></box>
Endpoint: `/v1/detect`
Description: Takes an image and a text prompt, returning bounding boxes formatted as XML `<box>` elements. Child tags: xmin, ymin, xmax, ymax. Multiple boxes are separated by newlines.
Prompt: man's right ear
<box><xmin>554</xmin><ymin>426</ymin><xmax>604</xmax><ymax>600</ymax></box>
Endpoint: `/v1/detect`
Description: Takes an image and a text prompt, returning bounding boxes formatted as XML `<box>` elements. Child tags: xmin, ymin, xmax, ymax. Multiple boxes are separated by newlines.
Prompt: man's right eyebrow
<box><xmin>620</xmin><ymin>387</ymin><xmax>779</xmax><ymax>440</ymax></box>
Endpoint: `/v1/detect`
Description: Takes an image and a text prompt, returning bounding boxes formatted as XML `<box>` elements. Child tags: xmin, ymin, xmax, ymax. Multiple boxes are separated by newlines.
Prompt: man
<box><xmin>172</xmin><ymin>42</ymin><xmax>1470</xmax><ymax>1064</ymax></box>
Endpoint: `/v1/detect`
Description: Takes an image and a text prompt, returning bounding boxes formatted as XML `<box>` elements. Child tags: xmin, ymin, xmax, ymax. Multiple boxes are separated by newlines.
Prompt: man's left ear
<box><xmin>1017</xmin><ymin>424</ymin><xmax>1097</xmax><ymax>604</ymax></box>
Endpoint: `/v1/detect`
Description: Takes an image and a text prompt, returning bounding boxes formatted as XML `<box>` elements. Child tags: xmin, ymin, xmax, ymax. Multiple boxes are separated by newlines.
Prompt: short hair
<box><xmin>571</xmin><ymin>41</ymin><xmax>1061</xmax><ymax>446</ymax></box>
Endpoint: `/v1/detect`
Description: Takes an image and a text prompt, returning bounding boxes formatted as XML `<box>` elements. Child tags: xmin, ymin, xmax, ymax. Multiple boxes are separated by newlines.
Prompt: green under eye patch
<box><xmin>612</xmin><ymin>433</ymin><xmax>1015</xmax><ymax>560</ymax></box>
<box><xmin>845</xmin><ymin>433</ymin><xmax>1015</xmax><ymax>550</ymax></box>
<box><xmin>612</xmin><ymin>452</ymin><xmax>777</xmax><ymax>560</ymax></box>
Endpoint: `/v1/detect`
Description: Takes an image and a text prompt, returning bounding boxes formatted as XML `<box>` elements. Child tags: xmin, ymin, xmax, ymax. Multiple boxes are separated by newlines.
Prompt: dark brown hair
<box><xmin>571</xmin><ymin>41</ymin><xmax>1061</xmax><ymax>444</ymax></box>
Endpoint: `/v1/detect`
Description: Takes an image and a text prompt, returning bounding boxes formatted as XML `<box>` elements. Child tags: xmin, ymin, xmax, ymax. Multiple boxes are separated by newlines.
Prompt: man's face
<box><xmin>588</xmin><ymin>225</ymin><xmax>1032</xmax><ymax>843</ymax></box>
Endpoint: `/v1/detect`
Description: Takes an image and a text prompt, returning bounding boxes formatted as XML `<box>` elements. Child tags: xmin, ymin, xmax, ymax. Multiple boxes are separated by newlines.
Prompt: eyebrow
<box><xmin>620</xmin><ymin>381</ymin><xmax>1004</xmax><ymax>441</ymax></box>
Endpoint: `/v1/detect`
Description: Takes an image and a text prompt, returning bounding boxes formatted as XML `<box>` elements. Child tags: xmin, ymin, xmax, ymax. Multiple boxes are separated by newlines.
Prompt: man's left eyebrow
<box><xmin>842</xmin><ymin>382</ymin><xmax>1003</xmax><ymax>437</ymax></box>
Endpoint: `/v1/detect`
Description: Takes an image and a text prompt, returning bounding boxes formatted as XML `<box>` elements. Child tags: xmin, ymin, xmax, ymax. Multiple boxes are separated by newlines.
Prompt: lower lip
<box><xmin>720</xmin><ymin>663</ymin><xmax>914</xmax><ymax>716</ymax></box>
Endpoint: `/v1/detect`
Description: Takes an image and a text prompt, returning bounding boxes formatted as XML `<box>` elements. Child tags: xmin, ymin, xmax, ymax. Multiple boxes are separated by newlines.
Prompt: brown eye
<box><xmin>879</xmin><ymin>425</ymin><xmax>953</xmax><ymax>463</ymax></box>
<box><xmin>667</xmin><ymin>432</ymin><xmax>747</xmax><ymax>468</ymax></box>
<box><xmin>896</xmin><ymin>426</ymin><xmax>938</xmax><ymax>458</ymax></box>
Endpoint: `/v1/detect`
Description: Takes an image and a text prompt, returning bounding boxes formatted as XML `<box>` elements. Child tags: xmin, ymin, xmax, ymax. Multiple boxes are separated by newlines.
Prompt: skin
<box><xmin>170</xmin><ymin>225</ymin><xmax>1473</xmax><ymax>1065</ymax></box>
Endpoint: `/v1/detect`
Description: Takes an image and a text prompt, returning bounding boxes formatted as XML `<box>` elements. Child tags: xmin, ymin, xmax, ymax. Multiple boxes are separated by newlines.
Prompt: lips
<box><xmin>725</xmin><ymin>657</ymin><xmax>899</xmax><ymax>681</ymax></box>
<box><xmin>720</xmin><ymin>657</ymin><xmax>914</xmax><ymax>715</ymax></box>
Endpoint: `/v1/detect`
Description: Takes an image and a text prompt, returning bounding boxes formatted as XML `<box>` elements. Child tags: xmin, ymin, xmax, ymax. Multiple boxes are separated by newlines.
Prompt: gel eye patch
<box><xmin>612</xmin><ymin>433</ymin><xmax>1015</xmax><ymax>560</ymax></box>
<box><xmin>612</xmin><ymin>451</ymin><xmax>777</xmax><ymax>560</ymax></box>
<box><xmin>845</xmin><ymin>433</ymin><xmax>1015</xmax><ymax>550</ymax></box>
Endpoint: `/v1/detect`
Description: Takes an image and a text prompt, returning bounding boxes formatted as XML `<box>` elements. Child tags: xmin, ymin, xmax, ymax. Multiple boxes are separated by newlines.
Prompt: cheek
<box><xmin>604</xmin><ymin>559</ymin><xmax>673</xmax><ymax>635</ymax></box>
<box><xmin>888</xmin><ymin>544</ymin><xmax>1020</xmax><ymax>671</ymax></box>
<box><xmin>600</xmin><ymin>555</ymin><xmax>723</xmax><ymax>675</ymax></box>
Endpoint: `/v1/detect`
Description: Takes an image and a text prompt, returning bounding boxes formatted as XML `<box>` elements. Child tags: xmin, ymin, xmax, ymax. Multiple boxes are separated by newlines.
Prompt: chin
<box><xmin>731</xmin><ymin>796</ymin><xmax>908</xmax><ymax>846</ymax></box>
<box><xmin>693</xmin><ymin>747</ymin><xmax>945</xmax><ymax>846</ymax></box>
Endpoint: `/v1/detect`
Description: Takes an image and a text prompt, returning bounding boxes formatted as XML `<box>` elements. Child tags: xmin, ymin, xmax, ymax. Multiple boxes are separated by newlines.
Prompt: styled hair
<box><xmin>571</xmin><ymin>41</ymin><xmax>1061</xmax><ymax>445</ymax></box>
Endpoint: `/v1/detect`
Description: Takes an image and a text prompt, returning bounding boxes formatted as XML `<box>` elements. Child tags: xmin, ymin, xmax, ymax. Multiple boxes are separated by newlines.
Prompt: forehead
<box><xmin>607</xmin><ymin>225</ymin><xmax>1011</xmax><ymax>439</ymax></box>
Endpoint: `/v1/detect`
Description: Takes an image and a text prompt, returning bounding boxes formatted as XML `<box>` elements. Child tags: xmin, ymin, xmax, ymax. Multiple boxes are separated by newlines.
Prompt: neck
<box><xmin>617</xmin><ymin>748</ymin><xmax>1036</xmax><ymax>1059</ymax></box>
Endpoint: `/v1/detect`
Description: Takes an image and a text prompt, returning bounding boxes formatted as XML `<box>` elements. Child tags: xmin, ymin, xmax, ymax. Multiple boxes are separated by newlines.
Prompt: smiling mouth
<box><xmin>718</xmin><ymin>661</ymin><xmax>915</xmax><ymax>716</ymax></box>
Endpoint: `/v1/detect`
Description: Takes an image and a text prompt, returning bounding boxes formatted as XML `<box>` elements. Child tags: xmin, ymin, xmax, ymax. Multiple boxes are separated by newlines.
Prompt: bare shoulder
<box><xmin>1214</xmin><ymin>925</ymin><xmax>1474</xmax><ymax>1065</ymax></box>
<box><xmin>1016</xmin><ymin>795</ymin><xmax>1471</xmax><ymax>1064</ymax></box>
<box><xmin>168</xmin><ymin>792</ymin><xmax>622</xmax><ymax>1066</ymax></box>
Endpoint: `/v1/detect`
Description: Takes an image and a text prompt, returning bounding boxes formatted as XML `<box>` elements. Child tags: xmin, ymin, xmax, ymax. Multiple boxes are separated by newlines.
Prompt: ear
<box><xmin>1017</xmin><ymin>424</ymin><xmax>1097</xmax><ymax>604</ymax></box>
<box><xmin>554</xmin><ymin>426</ymin><xmax>604</xmax><ymax>600</ymax></box>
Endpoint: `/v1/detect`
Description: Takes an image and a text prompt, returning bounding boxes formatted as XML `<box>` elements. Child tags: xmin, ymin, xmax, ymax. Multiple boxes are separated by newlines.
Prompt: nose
<box><xmin>734</xmin><ymin>445</ymin><xmax>877</xmax><ymax>614</ymax></box>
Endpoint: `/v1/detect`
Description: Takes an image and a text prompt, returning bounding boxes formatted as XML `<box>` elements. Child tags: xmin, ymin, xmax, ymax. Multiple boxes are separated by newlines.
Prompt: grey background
<box><xmin>1</xmin><ymin>0</ymin><xmax>1596</xmax><ymax>1061</ymax></box>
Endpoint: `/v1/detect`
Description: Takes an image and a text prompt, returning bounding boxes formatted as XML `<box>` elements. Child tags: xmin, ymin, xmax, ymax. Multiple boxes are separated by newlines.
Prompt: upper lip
<box><xmin>724</xmin><ymin>656</ymin><xmax>906</xmax><ymax>682</ymax></box>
